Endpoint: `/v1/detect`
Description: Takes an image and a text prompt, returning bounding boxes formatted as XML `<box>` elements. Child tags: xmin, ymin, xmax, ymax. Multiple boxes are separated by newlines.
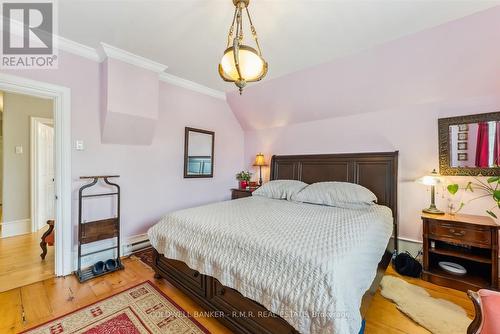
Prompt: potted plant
<box><xmin>447</xmin><ymin>176</ymin><xmax>500</xmax><ymax>218</ymax></box>
<box><xmin>236</xmin><ymin>171</ymin><xmax>252</xmax><ymax>189</ymax></box>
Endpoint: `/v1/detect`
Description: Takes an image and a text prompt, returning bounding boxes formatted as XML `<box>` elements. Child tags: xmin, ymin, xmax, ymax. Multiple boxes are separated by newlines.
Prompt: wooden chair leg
<box><xmin>40</xmin><ymin>220</ymin><xmax>55</xmax><ymax>260</ymax></box>
<box><xmin>40</xmin><ymin>240</ymin><xmax>48</xmax><ymax>260</ymax></box>
<box><xmin>467</xmin><ymin>290</ymin><xmax>482</xmax><ymax>334</ymax></box>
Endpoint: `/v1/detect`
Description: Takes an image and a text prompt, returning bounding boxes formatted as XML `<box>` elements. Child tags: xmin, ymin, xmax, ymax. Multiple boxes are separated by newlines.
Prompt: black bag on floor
<box><xmin>393</xmin><ymin>251</ymin><xmax>422</xmax><ymax>278</ymax></box>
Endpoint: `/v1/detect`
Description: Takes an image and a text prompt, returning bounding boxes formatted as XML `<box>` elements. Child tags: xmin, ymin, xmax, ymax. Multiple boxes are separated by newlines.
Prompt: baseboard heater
<box><xmin>126</xmin><ymin>238</ymin><xmax>151</xmax><ymax>255</ymax></box>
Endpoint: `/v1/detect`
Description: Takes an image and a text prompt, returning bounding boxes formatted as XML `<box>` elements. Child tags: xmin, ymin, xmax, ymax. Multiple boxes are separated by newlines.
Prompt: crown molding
<box><xmin>53</xmin><ymin>36</ymin><xmax>226</xmax><ymax>100</ymax></box>
<box><xmin>159</xmin><ymin>73</ymin><xmax>226</xmax><ymax>101</ymax></box>
<box><xmin>57</xmin><ymin>36</ymin><xmax>101</xmax><ymax>62</ymax></box>
<box><xmin>3</xmin><ymin>18</ymin><xmax>226</xmax><ymax>99</ymax></box>
<box><xmin>98</xmin><ymin>42</ymin><xmax>168</xmax><ymax>73</ymax></box>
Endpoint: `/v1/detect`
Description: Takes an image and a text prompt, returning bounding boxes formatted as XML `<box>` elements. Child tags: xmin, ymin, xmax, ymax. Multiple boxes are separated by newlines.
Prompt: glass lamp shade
<box><xmin>253</xmin><ymin>153</ymin><xmax>267</xmax><ymax>166</ymax></box>
<box><xmin>219</xmin><ymin>45</ymin><xmax>267</xmax><ymax>84</ymax></box>
<box><xmin>416</xmin><ymin>169</ymin><xmax>443</xmax><ymax>186</ymax></box>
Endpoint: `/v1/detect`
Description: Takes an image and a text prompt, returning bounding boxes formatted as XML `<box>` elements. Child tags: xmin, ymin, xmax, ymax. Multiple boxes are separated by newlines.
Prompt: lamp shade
<box><xmin>219</xmin><ymin>45</ymin><xmax>267</xmax><ymax>83</ymax></box>
<box><xmin>416</xmin><ymin>169</ymin><xmax>442</xmax><ymax>186</ymax></box>
<box><xmin>253</xmin><ymin>153</ymin><xmax>267</xmax><ymax>166</ymax></box>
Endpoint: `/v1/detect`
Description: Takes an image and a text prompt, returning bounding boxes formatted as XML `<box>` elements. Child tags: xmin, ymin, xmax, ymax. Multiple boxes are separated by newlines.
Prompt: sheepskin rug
<box><xmin>380</xmin><ymin>275</ymin><xmax>471</xmax><ymax>334</ymax></box>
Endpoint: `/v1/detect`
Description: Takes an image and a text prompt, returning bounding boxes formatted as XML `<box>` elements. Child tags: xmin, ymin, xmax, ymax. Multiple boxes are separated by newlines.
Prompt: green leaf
<box><xmin>465</xmin><ymin>182</ymin><xmax>474</xmax><ymax>192</ymax></box>
<box><xmin>487</xmin><ymin>176</ymin><xmax>500</xmax><ymax>183</ymax></box>
<box><xmin>451</xmin><ymin>202</ymin><xmax>465</xmax><ymax>214</ymax></box>
<box><xmin>447</xmin><ymin>184</ymin><xmax>459</xmax><ymax>195</ymax></box>
<box><xmin>486</xmin><ymin>210</ymin><xmax>498</xmax><ymax>219</ymax></box>
<box><xmin>494</xmin><ymin>190</ymin><xmax>500</xmax><ymax>202</ymax></box>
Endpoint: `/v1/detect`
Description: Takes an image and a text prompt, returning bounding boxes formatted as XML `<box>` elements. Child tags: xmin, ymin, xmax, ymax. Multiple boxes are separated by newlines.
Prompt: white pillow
<box><xmin>253</xmin><ymin>180</ymin><xmax>308</xmax><ymax>200</ymax></box>
<box><xmin>291</xmin><ymin>181</ymin><xmax>377</xmax><ymax>208</ymax></box>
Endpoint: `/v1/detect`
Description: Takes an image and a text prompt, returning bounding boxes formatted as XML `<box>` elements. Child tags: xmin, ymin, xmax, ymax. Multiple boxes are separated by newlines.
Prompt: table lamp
<box><xmin>416</xmin><ymin>169</ymin><xmax>444</xmax><ymax>215</ymax></box>
<box><xmin>253</xmin><ymin>153</ymin><xmax>268</xmax><ymax>186</ymax></box>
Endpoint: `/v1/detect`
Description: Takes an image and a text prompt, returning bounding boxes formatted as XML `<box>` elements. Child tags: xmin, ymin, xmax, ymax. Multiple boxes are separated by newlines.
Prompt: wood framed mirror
<box><xmin>184</xmin><ymin>127</ymin><xmax>215</xmax><ymax>178</ymax></box>
<box><xmin>438</xmin><ymin>112</ymin><xmax>500</xmax><ymax>176</ymax></box>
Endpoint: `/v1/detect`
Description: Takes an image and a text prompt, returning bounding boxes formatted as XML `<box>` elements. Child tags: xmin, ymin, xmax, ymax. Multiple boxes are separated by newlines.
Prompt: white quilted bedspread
<box><xmin>148</xmin><ymin>196</ymin><xmax>393</xmax><ymax>334</ymax></box>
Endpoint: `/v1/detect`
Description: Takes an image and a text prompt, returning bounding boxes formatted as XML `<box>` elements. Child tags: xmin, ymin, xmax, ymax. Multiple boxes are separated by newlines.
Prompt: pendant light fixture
<box><xmin>219</xmin><ymin>0</ymin><xmax>267</xmax><ymax>94</ymax></box>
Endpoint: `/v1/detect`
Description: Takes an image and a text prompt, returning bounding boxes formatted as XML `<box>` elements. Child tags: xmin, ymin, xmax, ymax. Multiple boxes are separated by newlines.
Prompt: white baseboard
<box><xmin>398</xmin><ymin>237</ymin><xmax>423</xmax><ymax>257</ymax></box>
<box><xmin>0</xmin><ymin>219</ymin><xmax>31</xmax><ymax>238</ymax></box>
<box><xmin>74</xmin><ymin>233</ymin><xmax>151</xmax><ymax>270</ymax></box>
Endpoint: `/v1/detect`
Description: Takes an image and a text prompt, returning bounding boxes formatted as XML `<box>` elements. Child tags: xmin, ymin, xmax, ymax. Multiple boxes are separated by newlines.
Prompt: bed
<box><xmin>149</xmin><ymin>152</ymin><xmax>398</xmax><ymax>333</ymax></box>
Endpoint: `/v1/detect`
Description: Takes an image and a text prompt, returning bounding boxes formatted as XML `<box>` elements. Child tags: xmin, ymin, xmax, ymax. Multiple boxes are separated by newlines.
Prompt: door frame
<box><xmin>30</xmin><ymin>117</ymin><xmax>55</xmax><ymax>233</ymax></box>
<box><xmin>0</xmin><ymin>72</ymin><xmax>72</xmax><ymax>276</ymax></box>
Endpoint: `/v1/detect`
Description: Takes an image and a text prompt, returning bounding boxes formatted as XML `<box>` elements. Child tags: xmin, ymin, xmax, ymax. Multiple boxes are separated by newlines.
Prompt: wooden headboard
<box><xmin>270</xmin><ymin>152</ymin><xmax>398</xmax><ymax>252</ymax></box>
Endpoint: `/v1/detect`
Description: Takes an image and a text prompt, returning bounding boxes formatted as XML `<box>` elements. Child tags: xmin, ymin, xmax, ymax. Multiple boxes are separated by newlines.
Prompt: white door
<box><xmin>37</xmin><ymin>122</ymin><xmax>55</xmax><ymax>230</ymax></box>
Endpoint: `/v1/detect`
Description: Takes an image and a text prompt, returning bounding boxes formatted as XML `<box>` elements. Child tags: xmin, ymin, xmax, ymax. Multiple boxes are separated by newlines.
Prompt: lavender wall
<box><xmin>236</xmin><ymin>6</ymin><xmax>500</xmax><ymax>243</ymax></box>
<box><xmin>105</xmin><ymin>58</ymin><xmax>159</xmax><ymax>120</ymax></box>
<box><xmin>100</xmin><ymin>58</ymin><xmax>159</xmax><ymax>145</ymax></box>
<box><xmin>244</xmin><ymin>96</ymin><xmax>500</xmax><ymax>242</ymax></box>
<box><xmin>228</xmin><ymin>7</ymin><xmax>500</xmax><ymax>131</ymax></box>
<box><xmin>2</xmin><ymin>51</ymin><xmax>244</xmax><ymax>240</ymax></box>
<box><xmin>2</xmin><ymin>5</ymin><xmax>500</xmax><ymax>248</ymax></box>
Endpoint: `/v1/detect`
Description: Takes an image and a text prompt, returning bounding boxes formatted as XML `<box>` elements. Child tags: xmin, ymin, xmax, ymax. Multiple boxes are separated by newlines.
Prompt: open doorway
<box><xmin>0</xmin><ymin>73</ymin><xmax>72</xmax><ymax>281</ymax></box>
<box><xmin>0</xmin><ymin>91</ymin><xmax>55</xmax><ymax>292</ymax></box>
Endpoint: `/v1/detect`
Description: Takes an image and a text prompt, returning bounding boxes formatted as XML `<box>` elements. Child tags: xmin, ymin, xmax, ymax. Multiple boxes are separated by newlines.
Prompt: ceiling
<box><xmin>58</xmin><ymin>0</ymin><xmax>500</xmax><ymax>92</ymax></box>
<box><xmin>227</xmin><ymin>4</ymin><xmax>500</xmax><ymax>130</ymax></box>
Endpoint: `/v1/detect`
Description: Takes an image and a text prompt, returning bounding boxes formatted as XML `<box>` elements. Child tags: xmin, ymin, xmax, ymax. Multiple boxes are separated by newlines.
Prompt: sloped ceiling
<box><xmin>227</xmin><ymin>6</ymin><xmax>500</xmax><ymax>130</ymax></box>
<box><xmin>58</xmin><ymin>0</ymin><xmax>499</xmax><ymax>92</ymax></box>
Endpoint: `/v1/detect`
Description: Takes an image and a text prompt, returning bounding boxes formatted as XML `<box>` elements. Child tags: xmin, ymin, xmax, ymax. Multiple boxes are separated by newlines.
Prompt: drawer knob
<box><xmin>193</xmin><ymin>271</ymin><xmax>199</xmax><ymax>278</ymax></box>
<box><xmin>218</xmin><ymin>288</ymin><xmax>225</xmax><ymax>296</ymax></box>
<box><xmin>449</xmin><ymin>229</ymin><xmax>465</xmax><ymax>237</ymax></box>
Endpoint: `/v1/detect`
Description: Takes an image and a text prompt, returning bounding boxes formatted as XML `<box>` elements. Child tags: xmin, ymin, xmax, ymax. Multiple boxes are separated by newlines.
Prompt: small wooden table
<box><xmin>421</xmin><ymin>213</ymin><xmax>499</xmax><ymax>291</ymax></box>
<box><xmin>231</xmin><ymin>188</ymin><xmax>256</xmax><ymax>200</ymax></box>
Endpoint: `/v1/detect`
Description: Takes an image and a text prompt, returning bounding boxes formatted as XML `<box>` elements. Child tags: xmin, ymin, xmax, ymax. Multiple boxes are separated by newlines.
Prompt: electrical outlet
<box><xmin>15</xmin><ymin>146</ymin><xmax>23</xmax><ymax>154</ymax></box>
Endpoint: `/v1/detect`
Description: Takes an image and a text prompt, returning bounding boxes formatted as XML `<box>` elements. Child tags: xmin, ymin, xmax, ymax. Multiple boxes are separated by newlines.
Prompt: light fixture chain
<box><xmin>245</xmin><ymin>7</ymin><xmax>262</xmax><ymax>56</ymax></box>
<box><xmin>226</xmin><ymin>8</ymin><xmax>238</xmax><ymax>48</ymax></box>
<box><xmin>237</xmin><ymin>7</ymin><xmax>244</xmax><ymax>42</ymax></box>
<box><xmin>233</xmin><ymin>7</ymin><xmax>243</xmax><ymax>81</ymax></box>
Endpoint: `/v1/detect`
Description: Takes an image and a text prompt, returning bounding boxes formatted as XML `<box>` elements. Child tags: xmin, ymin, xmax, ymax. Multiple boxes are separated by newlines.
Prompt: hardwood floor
<box><xmin>0</xmin><ymin>256</ymin><xmax>474</xmax><ymax>334</ymax></box>
<box><xmin>0</xmin><ymin>256</ymin><xmax>231</xmax><ymax>334</ymax></box>
<box><xmin>365</xmin><ymin>266</ymin><xmax>474</xmax><ymax>333</ymax></box>
<box><xmin>0</xmin><ymin>226</ymin><xmax>54</xmax><ymax>292</ymax></box>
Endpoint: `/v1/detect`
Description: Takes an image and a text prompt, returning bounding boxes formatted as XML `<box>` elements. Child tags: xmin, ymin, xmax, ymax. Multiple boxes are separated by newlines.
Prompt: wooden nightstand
<box><xmin>421</xmin><ymin>213</ymin><xmax>499</xmax><ymax>291</ymax></box>
<box><xmin>231</xmin><ymin>188</ymin><xmax>255</xmax><ymax>200</ymax></box>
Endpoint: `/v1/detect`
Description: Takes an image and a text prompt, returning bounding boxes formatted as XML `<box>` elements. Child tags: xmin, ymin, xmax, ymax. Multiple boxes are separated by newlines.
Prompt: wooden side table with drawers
<box><xmin>421</xmin><ymin>213</ymin><xmax>499</xmax><ymax>291</ymax></box>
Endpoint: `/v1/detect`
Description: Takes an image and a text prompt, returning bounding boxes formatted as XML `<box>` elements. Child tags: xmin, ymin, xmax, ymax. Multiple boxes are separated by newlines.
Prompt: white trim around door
<box><xmin>0</xmin><ymin>73</ymin><xmax>72</xmax><ymax>276</ymax></box>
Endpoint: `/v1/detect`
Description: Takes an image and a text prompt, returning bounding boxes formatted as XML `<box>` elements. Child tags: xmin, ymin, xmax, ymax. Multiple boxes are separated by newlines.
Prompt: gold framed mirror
<box><xmin>438</xmin><ymin>112</ymin><xmax>500</xmax><ymax>176</ymax></box>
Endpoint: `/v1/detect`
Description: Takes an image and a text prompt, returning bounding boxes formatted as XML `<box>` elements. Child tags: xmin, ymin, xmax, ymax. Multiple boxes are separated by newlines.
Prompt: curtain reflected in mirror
<box><xmin>439</xmin><ymin>112</ymin><xmax>500</xmax><ymax>176</ymax></box>
<box><xmin>184</xmin><ymin>127</ymin><xmax>214</xmax><ymax>178</ymax></box>
<box><xmin>449</xmin><ymin>121</ymin><xmax>499</xmax><ymax>168</ymax></box>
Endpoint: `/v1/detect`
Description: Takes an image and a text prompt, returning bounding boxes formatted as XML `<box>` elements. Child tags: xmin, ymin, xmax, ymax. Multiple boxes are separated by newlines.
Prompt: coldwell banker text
<box><xmin>1</xmin><ymin>1</ymin><xmax>58</xmax><ymax>69</ymax></box>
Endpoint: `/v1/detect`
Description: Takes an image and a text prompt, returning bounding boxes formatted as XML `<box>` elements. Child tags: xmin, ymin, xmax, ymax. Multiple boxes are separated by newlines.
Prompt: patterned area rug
<box><xmin>132</xmin><ymin>247</ymin><xmax>155</xmax><ymax>268</ymax></box>
<box><xmin>22</xmin><ymin>281</ymin><xmax>209</xmax><ymax>334</ymax></box>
